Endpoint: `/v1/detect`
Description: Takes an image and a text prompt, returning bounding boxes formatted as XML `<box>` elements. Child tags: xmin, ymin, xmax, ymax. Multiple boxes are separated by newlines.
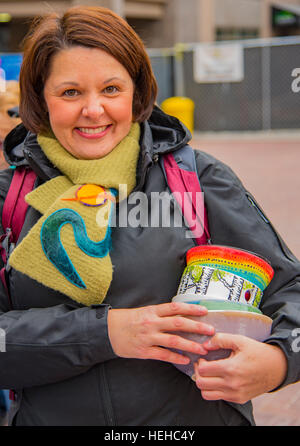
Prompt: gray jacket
<box><xmin>1</xmin><ymin>107</ymin><xmax>300</xmax><ymax>426</ymax></box>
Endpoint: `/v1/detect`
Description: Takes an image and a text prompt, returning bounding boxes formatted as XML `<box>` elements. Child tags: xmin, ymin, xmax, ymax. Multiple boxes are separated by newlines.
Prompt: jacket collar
<box><xmin>3</xmin><ymin>106</ymin><xmax>191</xmax><ymax>186</ymax></box>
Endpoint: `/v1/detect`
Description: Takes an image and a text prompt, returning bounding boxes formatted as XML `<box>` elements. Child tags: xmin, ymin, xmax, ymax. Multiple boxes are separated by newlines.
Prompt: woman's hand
<box><xmin>107</xmin><ymin>302</ymin><xmax>215</xmax><ymax>365</ymax></box>
<box><xmin>193</xmin><ymin>333</ymin><xmax>288</xmax><ymax>404</ymax></box>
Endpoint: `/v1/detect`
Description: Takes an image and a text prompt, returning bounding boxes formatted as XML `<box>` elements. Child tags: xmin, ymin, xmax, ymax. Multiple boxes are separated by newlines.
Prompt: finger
<box><xmin>156</xmin><ymin>332</ymin><xmax>209</xmax><ymax>356</ymax></box>
<box><xmin>193</xmin><ymin>363</ymin><xmax>230</xmax><ymax>399</ymax></box>
<box><xmin>146</xmin><ymin>346</ymin><xmax>191</xmax><ymax>365</ymax></box>
<box><xmin>155</xmin><ymin>302</ymin><xmax>208</xmax><ymax>318</ymax></box>
<box><xmin>194</xmin><ymin>375</ymin><xmax>225</xmax><ymax>391</ymax></box>
<box><xmin>193</xmin><ymin>361</ymin><xmax>227</xmax><ymax>386</ymax></box>
<box><xmin>194</xmin><ymin>357</ymin><xmax>231</xmax><ymax>378</ymax></box>
<box><xmin>200</xmin><ymin>389</ymin><xmax>247</xmax><ymax>404</ymax></box>
<box><xmin>194</xmin><ymin>369</ymin><xmax>245</xmax><ymax>403</ymax></box>
<box><xmin>202</xmin><ymin>333</ymin><xmax>245</xmax><ymax>352</ymax></box>
<box><xmin>200</xmin><ymin>390</ymin><xmax>228</xmax><ymax>401</ymax></box>
<box><xmin>160</xmin><ymin>315</ymin><xmax>215</xmax><ymax>336</ymax></box>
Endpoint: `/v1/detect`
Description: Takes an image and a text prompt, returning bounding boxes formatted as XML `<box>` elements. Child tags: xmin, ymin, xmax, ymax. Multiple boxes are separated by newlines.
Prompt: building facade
<box><xmin>1</xmin><ymin>0</ymin><xmax>300</xmax><ymax>51</ymax></box>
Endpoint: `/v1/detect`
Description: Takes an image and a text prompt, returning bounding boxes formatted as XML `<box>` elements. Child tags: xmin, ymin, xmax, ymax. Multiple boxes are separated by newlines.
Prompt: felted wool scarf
<box><xmin>9</xmin><ymin>123</ymin><xmax>140</xmax><ymax>305</ymax></box>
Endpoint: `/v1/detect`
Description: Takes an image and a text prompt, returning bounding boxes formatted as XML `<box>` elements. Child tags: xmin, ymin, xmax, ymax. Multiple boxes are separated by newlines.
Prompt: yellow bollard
<box><xmin>161</xmin><ymin>96</ymin><xmax>195</xmax><ymax>134</ymax></box>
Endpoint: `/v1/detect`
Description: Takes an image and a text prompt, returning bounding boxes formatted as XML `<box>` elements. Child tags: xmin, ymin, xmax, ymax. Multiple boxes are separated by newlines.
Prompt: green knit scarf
<box><xmin>9</xmin><ymin>123</ymin><xmax>140</xmax><ymax>305</ymax></box>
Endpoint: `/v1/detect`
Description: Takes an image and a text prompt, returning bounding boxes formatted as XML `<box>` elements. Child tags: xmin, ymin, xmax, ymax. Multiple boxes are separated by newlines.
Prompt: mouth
<box><xmin>74</xmin><ymin>124</ymin><xmax>112</xmax><ymax>138</ymax></box>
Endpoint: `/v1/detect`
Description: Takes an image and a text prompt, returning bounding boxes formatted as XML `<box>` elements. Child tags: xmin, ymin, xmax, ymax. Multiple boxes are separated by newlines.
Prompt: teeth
<box><xmin>78</xmin><ymin>126</ymin><xmax>108</xmax><ymax>134</ymax></box>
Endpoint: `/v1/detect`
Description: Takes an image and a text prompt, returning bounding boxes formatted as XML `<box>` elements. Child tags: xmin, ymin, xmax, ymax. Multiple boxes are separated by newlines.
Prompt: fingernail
<box><xmin>196</xmin><ymin>358</ymin><xmax>206</xmax><ymax>368</ymax></box>
<box><xmin>197</xmin><ymin>305</ymin><xmax>208</xmax><ymax>312</ymax></box>
<box><xmin>205</xmin><ymin>324</ymin><xmax>215</xmax><ymax>334</ymax></box>
<box><xmin>199</xmin><ymin>344</ymin><xmax>208</xmax><ymax>354</ymax></box>
<box><xmin>203</xmin><ymin>339</ymin><xmax>213</xmax><ymax>348</ymax></box>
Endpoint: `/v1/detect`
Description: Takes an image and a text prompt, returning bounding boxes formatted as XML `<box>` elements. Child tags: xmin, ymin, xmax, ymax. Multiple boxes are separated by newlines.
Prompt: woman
<box><xmin>0</xmin><ymin>6</ymin><xmax>299</xmax><ymax>426</ymax></box>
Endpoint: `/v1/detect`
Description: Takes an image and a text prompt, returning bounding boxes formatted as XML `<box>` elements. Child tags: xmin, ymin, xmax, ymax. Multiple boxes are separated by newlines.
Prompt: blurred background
<box><xmin>0</xmin><ymin>0</ymin><xmax>300</xmax><ymax>426</ymax></box>
<box><xmin>1</xmin><ymin>0</ymin><xmax>300</xmax><ymax>132</ymax></box>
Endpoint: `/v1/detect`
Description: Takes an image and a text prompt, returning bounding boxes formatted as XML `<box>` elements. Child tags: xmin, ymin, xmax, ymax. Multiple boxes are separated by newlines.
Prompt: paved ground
<box><xmin>191</xmin><ymin>130</ymin><xmax>300</xmax><ymax>426</ymax></box>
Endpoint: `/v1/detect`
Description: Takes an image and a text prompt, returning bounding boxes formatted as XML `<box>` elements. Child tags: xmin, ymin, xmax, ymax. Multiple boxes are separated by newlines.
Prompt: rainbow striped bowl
<box><xmin>176</xmin><ymin>245</ymin><xmax>274</xmax><ymax>309</ymax></box>
<box><xmin>171</xmin><ymin>245</ymin><xmax>274</xmax><ymax>378</ymax></box>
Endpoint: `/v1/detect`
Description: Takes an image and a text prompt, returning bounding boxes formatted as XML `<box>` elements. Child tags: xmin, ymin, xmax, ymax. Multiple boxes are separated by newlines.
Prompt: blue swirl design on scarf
<box><xmin>40</xmin><ymin>189</ymin><xmax>117</xmax><ymax>288</ymax></box>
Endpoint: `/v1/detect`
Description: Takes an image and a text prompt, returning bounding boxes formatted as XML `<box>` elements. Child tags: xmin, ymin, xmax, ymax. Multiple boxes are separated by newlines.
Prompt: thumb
<box><xmin>202</xmin><ymin>332</ymin><xmax>245</xmax><ymax>352</ymax></box>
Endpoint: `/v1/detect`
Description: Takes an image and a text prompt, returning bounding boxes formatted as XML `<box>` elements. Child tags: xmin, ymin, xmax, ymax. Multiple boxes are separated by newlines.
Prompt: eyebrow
<box><xmin>55</xmin><ymin>81</ymin><xmax>79</xmax><ymax>88</ymax></box>
<box><xmin>55</xmin><ymin>77</ymin><xmax>126</xmax><ymax>88</ymax></box>
<box><xmin>103</xmin><ymin>77</ymin><xmax>126</xmax><ymax>84</ymax></box>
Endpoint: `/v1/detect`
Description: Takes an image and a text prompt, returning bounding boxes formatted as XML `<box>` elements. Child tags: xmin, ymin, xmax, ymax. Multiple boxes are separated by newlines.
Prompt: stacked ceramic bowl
<box><xmin>172</xmin><ymin>245</ymin><xmax>274</xmax><ymax>378</ymax></box>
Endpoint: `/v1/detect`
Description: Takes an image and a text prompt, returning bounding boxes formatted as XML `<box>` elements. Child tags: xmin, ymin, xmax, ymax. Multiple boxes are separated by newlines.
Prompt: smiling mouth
<box><xmin>77</xmin><ymin>125</ymin><xmax>110</xmax><ymax>134</ymax></box>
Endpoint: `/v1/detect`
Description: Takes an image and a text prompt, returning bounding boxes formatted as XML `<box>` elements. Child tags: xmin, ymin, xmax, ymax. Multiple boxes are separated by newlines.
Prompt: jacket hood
<box><xmin>145</xmin><ymin>105</ymin><xmax>192</xmax><ymax>155</ymax></box>
<box><xmin>2</xmin><ymin>105</ymin><xmax>191</xmax><ymax>182</ymax></box>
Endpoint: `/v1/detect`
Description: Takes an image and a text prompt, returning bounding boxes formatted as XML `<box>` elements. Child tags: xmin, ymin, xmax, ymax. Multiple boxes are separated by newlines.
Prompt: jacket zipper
<box><xmin>99</xmin><ymin>363</ymin><xmax>116</xmax><ymax>426</ymax></box>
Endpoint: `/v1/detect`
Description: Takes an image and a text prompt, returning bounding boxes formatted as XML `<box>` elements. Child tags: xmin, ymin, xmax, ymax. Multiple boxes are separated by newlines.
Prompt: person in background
<box><xmin>0</xmin><ymin>80</ymin><xmax>21</xmax><ymax>168</ymax></box>
<box><xmin>0</xmin><ymin>6</ymin><xmax>299</xmax><ymax>426</ymax></box>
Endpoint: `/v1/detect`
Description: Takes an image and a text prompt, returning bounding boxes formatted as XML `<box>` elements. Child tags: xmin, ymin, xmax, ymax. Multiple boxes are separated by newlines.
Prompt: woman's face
<box><xmin>43</xmin><ymin>46</ymin><xmax>134</xmax><ymax>159</ymax></box>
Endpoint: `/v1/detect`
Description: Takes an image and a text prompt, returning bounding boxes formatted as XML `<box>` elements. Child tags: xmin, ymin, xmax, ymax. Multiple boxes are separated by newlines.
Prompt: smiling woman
<box><xmin>1</xmin><ymin>4</ymin><xmax>300</xmax><ymax>429</ymax></box>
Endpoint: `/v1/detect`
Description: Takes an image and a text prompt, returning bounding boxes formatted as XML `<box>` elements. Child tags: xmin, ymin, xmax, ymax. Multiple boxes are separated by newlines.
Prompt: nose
<box><xmin>82</xmin><ymin>96</ymin><xmax>105</xmax><ymax>120</ymax></box>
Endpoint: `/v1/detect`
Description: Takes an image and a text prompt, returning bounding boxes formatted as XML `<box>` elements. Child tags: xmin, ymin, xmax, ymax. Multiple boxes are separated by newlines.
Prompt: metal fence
<box><xmin>1</xmin><ymin>39</ymin><xmax>299</xmax><ymax>132</ymax></box>
<box><xmin>148</xmin><ymin>37</ymin><xmax>300</xmax><ymax>132</ymax></box>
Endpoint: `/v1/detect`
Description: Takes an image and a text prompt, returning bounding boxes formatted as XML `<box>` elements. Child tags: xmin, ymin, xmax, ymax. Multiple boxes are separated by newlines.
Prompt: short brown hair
<box><xmin>19</xmin><ymin>6</ymin><xmax>158</xmax><ymax>134</ymax></box>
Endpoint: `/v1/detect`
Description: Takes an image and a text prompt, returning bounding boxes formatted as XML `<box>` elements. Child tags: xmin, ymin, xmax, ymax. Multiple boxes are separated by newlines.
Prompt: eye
<box><xmin>103</xmin><ymin>86</ymin><xmax>119</xmax><ymax>95</ymax></box>
<box><xmin>63</xmin><ymin>89</ymin><xmax>79</xmax><ymax>97</ymax></box>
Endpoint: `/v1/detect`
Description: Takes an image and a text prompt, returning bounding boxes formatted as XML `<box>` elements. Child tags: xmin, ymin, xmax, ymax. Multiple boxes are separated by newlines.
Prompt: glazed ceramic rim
<box><xmin>187</xmin><ymin>245</ymin><xmax>272</xmax><ymax>266</ymax></box>
<box><xmin>196</xmin><ymin>310</ymin><xmax>273</xmax><ymax>324</ymax></box>
<box><xmin>172</xmin><ymin>295</ymin><xmax>262</xmax><ymax>314</ymax></box>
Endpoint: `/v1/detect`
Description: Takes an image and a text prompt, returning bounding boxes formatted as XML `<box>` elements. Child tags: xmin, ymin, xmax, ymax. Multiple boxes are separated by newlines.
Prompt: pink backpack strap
<box><xmin>0</xmin><ymin>167</ymin><xmax>37</xmax><ymax>301</ymax></box>
<box><xmin>162</xmin><ymin>149</ymin><xmax>210</xmax><ymax>245</ymax></box>
<box><xmin>2</xmin><ymin>168</ymin><xmax>37</xmax><ymax>244</ymax></box>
